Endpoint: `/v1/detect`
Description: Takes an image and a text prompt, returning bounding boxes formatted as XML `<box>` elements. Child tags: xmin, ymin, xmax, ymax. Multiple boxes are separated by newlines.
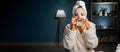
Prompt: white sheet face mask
<box><xmin>76</xmin><ymin>14</ymin><xmax>84</xmax><ymax>26</ymax></box>
<box><xmin>74</xmin><ymin>8</ymin><xmax>86</xmax><ymax>26</ymax></box>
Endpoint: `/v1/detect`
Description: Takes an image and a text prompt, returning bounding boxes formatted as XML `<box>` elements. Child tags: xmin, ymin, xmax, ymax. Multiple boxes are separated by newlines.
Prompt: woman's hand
<box><xmin>77</xmin><ymin>18</ymin><xmax>90</xmax><ymax>33</ymax></box>
<box><xmin>83</xmin><ymin>18</ymin><xmax>90</xmax><ymax>30</ymax></box>
<box><xmin>70</xmin><ymin>16</ymin><xmax>77</xmax><ymax>31</ymax></box>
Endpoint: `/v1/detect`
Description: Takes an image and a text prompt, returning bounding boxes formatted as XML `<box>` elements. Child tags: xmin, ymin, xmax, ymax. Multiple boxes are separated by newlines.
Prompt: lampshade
<box><xmin>56</xmin><ymin>10</ymin><xmax>66</xmax><ymax>17</ymax></box>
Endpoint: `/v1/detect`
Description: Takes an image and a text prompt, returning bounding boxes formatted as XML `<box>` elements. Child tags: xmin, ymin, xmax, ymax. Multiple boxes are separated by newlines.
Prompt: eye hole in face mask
<box><xmin>81</xmin><ymin>13</ymin><xmax>84</xmax><ymax>16</ymax></box>
<box><xmin>74</xmin><ymin>13</ymin><xmax>78</xmax><ymax>16</ymax></box>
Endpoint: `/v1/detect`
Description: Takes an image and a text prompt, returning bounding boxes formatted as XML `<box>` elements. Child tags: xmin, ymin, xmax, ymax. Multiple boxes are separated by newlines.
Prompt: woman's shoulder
<box><xmin>65</xmin><ymin>24</ymin><xmax>71</xmax><ymax>29</ymax></box>
<box><xmin>89</xmin><ymin>22</ymin><xmax>96</xmax><ymax>27</ymax></box>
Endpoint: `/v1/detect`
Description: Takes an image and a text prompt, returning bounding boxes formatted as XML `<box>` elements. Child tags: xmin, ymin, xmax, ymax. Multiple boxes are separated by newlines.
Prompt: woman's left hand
<box><xmin>77</xmin><ymin>17</ymin><xmax>90</xmax><ymax>33</ymax></box>
<box><xmin>83</xmin><ymin>18</ymin><xmax>90</xmax><ymax>30</ymax></box>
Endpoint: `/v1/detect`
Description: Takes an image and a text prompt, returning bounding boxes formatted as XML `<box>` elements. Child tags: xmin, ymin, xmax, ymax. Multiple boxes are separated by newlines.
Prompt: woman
<box><xmin>63</xmin><ymin>1</ymin><xmax>98</xmax><ymax>52</ymax></box>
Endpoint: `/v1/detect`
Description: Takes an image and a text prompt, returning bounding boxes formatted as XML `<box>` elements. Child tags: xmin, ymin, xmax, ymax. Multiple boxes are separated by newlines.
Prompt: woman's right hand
<box><xmin>70</xmin><ymin>16</ymin><xmax>77</xmax><ymax>31</ymax></box>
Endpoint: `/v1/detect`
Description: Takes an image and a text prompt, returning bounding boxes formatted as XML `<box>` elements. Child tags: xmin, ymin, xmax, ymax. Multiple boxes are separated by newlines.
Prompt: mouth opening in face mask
<box><xmin>76</xmin><ymin>20</ymin><xmax>84</xmax><ymax>26</ymax></box>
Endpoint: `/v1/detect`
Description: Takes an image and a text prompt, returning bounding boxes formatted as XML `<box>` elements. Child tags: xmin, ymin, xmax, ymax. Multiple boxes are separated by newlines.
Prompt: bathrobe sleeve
<box><xmin>83</xmin><ymin>22</ymin><xmax>98</xmax><ymax>49</ymax></box>
<box><xmin>63</xmin><ymin>24</ymin><xmax>77</xmax><ymax>49</ymax></box>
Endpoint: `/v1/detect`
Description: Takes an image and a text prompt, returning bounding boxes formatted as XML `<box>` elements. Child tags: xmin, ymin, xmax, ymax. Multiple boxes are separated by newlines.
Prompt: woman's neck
<box><xmin>77</xmin><ymin>26</ymin><xmax>85</xmax><ymax>34</ymax></box>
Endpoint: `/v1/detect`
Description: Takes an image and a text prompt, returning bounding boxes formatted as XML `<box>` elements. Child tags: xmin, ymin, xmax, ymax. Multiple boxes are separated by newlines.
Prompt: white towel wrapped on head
<box><xmin>72</xmin><ymin>1</ymin><xmax>87</xmax><ymax>16</ymax></box>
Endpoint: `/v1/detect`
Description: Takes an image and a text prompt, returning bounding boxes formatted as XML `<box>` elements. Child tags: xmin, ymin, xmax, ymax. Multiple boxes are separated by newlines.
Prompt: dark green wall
<box><xmin>0</xmin><ymin>0</ymin><xmax>75</xmax><ymax>42</ymax></box>
<box><xmin>0</xmin><ymin>0</ymin><xmax>120</xmax><ymax>42</ymax></box>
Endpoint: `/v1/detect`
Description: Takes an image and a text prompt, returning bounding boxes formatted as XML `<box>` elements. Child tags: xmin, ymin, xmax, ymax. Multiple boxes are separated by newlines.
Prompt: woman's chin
<box><xmin>76</xmin><ymin>22</ymin><xmax>83</xmax><ymax>26</ymax></box>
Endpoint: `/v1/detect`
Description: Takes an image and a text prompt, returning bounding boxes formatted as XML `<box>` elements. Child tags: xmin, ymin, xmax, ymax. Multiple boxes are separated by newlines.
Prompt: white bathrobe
<box><xmin>63</xmin><ymin>22</ymin><xmax>98</xmax><ymax>52</ymax></box>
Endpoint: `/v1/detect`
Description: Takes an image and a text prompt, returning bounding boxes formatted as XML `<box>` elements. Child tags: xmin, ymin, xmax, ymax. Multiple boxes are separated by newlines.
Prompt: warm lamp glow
<box><xmin>56</xmin><ymin>10</ymin><xmax>66</xmax><ymax>17</ymax></box>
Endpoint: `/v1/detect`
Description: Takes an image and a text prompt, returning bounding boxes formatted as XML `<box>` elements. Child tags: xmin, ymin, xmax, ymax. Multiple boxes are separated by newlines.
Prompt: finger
<box><xmin>82</xmin><ymin>19</ymin><xmax>88</xmax><ymax>26</ymax></box>
<box><xmin>72</xmin><ymin>17</ymin><xmax>77</xmax><ymax>22</ymax></box>
<box><xmin>71</xmin><ymin>18</ymin><xmax>76</xmax><ymax>25</ymax></box>
<box><xmin>83</xmin><ymin>18</ymin><xmax>89</xmax><ymax>24</ymax></box>
<box><xmin>71</xmin><ymin>18</ymin><xmax>75</xmax><ymax>22</ymax></box>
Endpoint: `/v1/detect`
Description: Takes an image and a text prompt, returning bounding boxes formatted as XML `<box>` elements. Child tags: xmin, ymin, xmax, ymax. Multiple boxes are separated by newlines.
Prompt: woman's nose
<box><xmin>78</xmin><ymin>15</ymin><xmax>82</xmax><ymax>18</ymax></box>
